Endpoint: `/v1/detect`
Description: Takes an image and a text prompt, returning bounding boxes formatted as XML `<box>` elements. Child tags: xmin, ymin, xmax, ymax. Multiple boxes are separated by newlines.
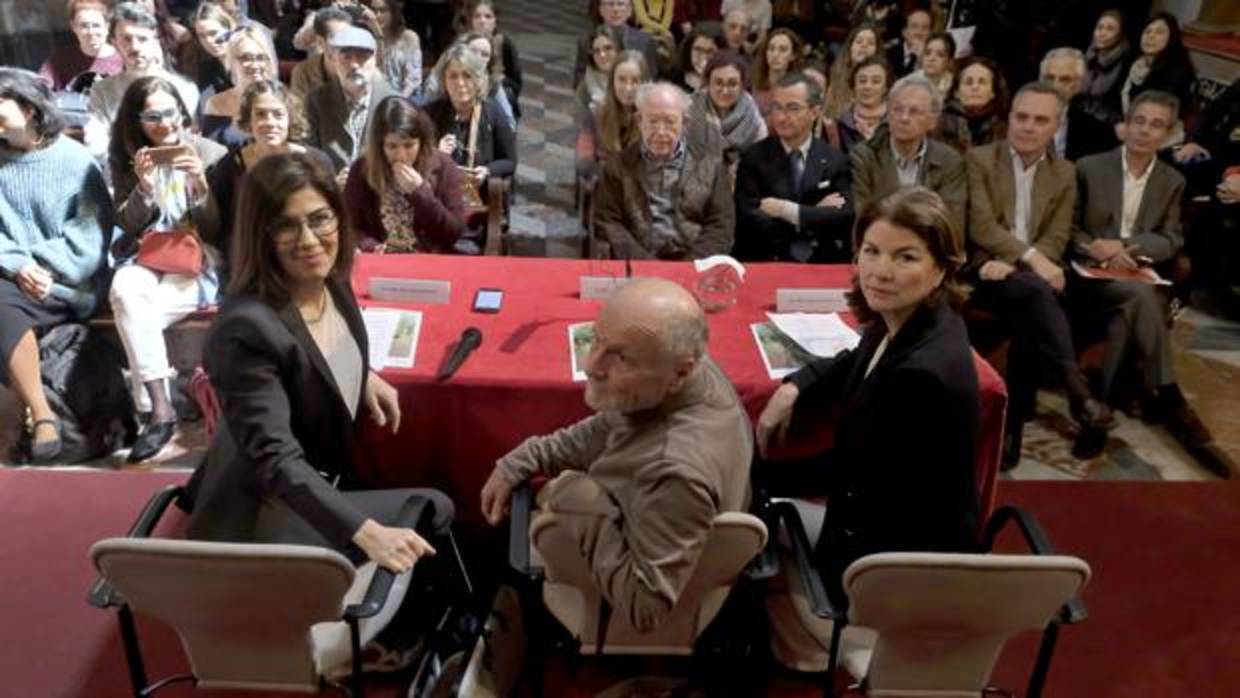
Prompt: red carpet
<box><xmin>2</xmin><ymin>470</ymin><xmax>1237</xmax><ymax>697</ymax></box>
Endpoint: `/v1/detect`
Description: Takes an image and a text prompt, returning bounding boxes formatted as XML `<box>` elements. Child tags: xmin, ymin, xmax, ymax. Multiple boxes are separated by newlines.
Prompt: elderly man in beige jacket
<box><xmin>479</xmin><ymin>278</ymin><xmax>753</xmax><ymax>633</ymax></box>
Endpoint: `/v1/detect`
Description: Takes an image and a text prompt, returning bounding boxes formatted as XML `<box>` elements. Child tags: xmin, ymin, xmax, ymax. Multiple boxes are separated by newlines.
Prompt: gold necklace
<box><xmin>302</xmin><ymin>289</ymin><xmax>329</xmax><ymax>325</ymax></box>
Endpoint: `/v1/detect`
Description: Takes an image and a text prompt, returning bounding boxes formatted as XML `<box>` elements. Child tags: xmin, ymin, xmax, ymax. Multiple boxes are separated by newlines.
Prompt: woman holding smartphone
<box><xmin>345</xmin><ymin>96</ymin><xmax>465</xmax><ymax>253</ymax></box>
<box><xmin>108</xmin><ymin>75</ymin><xmax>226</xmax><ymax>463</ymax></box>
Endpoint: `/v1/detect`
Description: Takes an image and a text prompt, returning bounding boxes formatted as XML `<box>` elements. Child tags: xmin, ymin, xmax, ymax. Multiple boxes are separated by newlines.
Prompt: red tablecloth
<box><xmin>348</xmin><ymin>254</ymin><xmax>854</xmax><ymax>525</ymax></box>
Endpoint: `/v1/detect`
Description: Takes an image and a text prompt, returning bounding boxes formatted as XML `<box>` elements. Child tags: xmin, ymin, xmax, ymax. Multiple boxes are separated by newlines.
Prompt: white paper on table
<box><xmin>766</xmin><ymin>312</ymin><xmax>861</xmax><ymax>358</ymax></box>
<box><xmin>362</xmin><ymin>307</ymin><xmax>423</xmax><ymax>369</ymax></box>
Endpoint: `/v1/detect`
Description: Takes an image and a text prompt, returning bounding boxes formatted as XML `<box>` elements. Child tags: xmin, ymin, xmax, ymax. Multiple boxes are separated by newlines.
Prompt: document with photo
<box><xmin>766</xmin><ymin>312</ymin><xmax>861</xmax><ymax>358</ymax></box>
<box><xmin>751</xmin><ymin>322</ymin><xmax>815</xmax><ymax>379</ymax></box>
<box><xmin>568</xmin><ymin>322</ymin><xmax>595</xmax><ymax>382</ymax></box>
<box><xmin>363</xmin><ymin>307</ymin><xmax>423</xmax><ymax>369</ymax></box>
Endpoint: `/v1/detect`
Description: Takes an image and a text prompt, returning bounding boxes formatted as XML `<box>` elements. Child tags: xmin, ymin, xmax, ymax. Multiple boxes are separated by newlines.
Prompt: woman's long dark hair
<box><xmin>362</xmin><ymin>95</ymin><xmax>436</xmax><ymax>193</ymax></box>
<box><xmin>1142</xmin><ymin>12</ymin><xmax>1191</xmax><ymax>75</ymax></box>
<box><xmin>108</xmin><ymin>75</ymin><xmax>193</xmax><ymax>172</ymax></box>
<box><xmin>0</xmin><ymin>67</ymin><xmax>65</xmax><ymax>144</ymax></box>
<box><xmin>228</xmin><ymin>152</ymin><xmax>355</xmax><ymax>303</ymax></box>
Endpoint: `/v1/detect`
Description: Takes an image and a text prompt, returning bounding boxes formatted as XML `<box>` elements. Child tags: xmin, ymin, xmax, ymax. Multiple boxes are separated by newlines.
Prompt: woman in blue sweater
<box><xmin>0</xmin><ymin>68</ymin><xmax>113</xmax><ymax>463</ymax></box>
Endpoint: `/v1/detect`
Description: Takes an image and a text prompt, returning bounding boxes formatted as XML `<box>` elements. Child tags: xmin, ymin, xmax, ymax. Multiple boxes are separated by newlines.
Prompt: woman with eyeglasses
<box><xmin>835</xmin><ymin>56</ymin><xmax>892</xmax><ymax>155</ymax></box>
<box><xmin>686</xmin><ymin>50</ymin><xmax>765</xmax><ymax>189</ymax></box>
<box><xmin>178</xmin><ymin>2</ymin><xmax>236</xmax><ymax>95</ymax></box>
<box><xmin>186</xmin><ymin>151</ymin><xmax>454</xmax><ymax>577</ymax></box>
<box><xmin>0</xmin><ymin>68</ymin><xmax>113</xmax><ymax>464</ymax></box>
<box><xmin>576</xmin><ymin>25</ymin><xmax>623</xmax><ymax>115</ymax></box>
<box><xmin>38</xmin><ymin>0</ymin><xmax>123</xmax><ymax>93</ymax></box>
<box><xmin>200</xmin><ymin>26</ymin><xmax>278</xmax><ymax>148</ymax></box>
<box><xmin>208</xmin><ymin>80</ymin><xmax>333</xmax><ymax>279</ymax></box>
<box><xmin>674</xmin><ymin>24</ymin><xmax>724</xmax><ymax>93</ymax></box>
<box><xmin>107</xmin><ymin>75</ymin><xmax>226</xmax><ymax>463</ymax></box>
<box><xmin>345</xmin><ymin>96</ymin><xmax>465</xmax><ymax>253</ymax></box>
<box><xmin>361</xmin><ymin>0</ymin><xmax>423</xmax><ymax>97</ymax></box>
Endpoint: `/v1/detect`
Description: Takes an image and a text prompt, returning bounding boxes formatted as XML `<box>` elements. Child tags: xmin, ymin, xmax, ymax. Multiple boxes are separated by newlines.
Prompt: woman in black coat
<box><xmin>186</xmin><ymin>152</ymin><xmax>452</xmax><ymax>571</ymax></box>
<box><xmin>1122</xmin><ymin>12</ymin><xmax>1196</xmax><ymax>142</ymax></box>
<box><xmin>756</xmin><ymin>187</ymin><xmax>981</xmax><ymax>598</ymax></box>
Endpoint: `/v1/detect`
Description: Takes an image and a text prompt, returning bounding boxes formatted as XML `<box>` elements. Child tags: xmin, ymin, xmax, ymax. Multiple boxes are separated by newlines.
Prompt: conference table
<box><xmin>349</xmin><ymin>254</ymin><xmax>854</xmax><ymax>528</ymax></box>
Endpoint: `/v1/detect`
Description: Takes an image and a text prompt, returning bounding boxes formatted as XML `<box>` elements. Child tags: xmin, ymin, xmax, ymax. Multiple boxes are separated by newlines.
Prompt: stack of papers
<box><xmin>362</xmin><ymin>307</ymin><xmax>423</xmax><ymax>369</ymax></box>
<box><xmin>751</xmin><ymin>312</ymin><xmax>861</xmax><ymax>379</ymax></box>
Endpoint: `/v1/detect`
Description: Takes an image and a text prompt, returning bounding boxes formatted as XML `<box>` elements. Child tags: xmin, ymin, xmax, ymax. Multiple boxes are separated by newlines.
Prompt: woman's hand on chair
<box><xmin>352</xmin><ymin>519</ymin><xmax>436</xmax><ymax>573</ymax></box>
<box><xmin>756</xmin><ymin>382</ymin><xmax>799</xmax><ymax>459</ymax></box>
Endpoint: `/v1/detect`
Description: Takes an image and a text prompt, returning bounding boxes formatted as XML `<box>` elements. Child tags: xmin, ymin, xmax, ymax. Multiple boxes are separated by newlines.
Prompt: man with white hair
<box><xmin>593</xmin><ymin>82</ymin><xmax>734</xmax><ymax>260</ymax></box>
<box><xmin>850</xmin><ymin>74</ymin><xmax>966</xmax><ymax>232</ymax></box>
<box><xmin>1039</xmin><ymin>47</ymin><xmax>1103</xmax><ymax>160</ymax></box>
<box><xmin>722</xmin><ymin>7</ymin><xmax>756</xmax><ymax>57</ymax></box>
<box><xmin>305</xmin><ymin>24</ymin><xmax>396</xmax><ymax>174</ymax></box>
<box><xmin>479</xmin><ymin>278</ymin><xmax>753</xmax><ymax>633</ymax></box>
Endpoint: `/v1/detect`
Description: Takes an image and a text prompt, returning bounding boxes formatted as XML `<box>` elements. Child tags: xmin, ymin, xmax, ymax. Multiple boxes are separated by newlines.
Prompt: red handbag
<box><xmin>136</xmin><ymin>229</ymin><xmax>203</xmax><ymax>276</ymax></box>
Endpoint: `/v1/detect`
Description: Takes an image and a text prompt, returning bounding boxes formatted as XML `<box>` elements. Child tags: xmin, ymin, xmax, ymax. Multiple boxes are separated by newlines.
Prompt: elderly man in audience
<box><xmin>593</xmin><ymin>82</ymin><xmax>733</xmax><ymax>260</ymax></box>
<box><xmin>574</xmin><ymin>0</ymin><xmax>659</xmax><ymax>88</ymax></box>
<box><xmin>851</xmin><ymin>74</ymin><xmax>966</xmax><ymax>232</ymax></box>
<box><xmin>85</xmin><ymin>2</ymin><xmax>199</xmax><ymax>161</ymax></box>
<box><xmin>721</xmin><ymin>8</ymin><xmax>756</xmax><ymax>58</ymax></box>
<box><xmin>1070</xmin><ymin>91</ymin><xmax>1236</xmax><ymax>478</ymax></box>
<box><xmin>1040</xmin><ymin>47</ymin><xmax>1110</xmax><ymax>161</ymax></box>
<box><xmin>479</xmin><ymin>277</ymin><xmax>752</xmax><ymax>633</ymax></box>
<box><xmin>967</xmin><ymin>81</ymin><xmax>1115</xmax><ymax>467</ymax></box>
<box><xmin>289</xmin><ymin>6</ymin><xmax>352</xmax><ymax>100</ymax></box>
<box><xmin>735</xmin><ymin>71</ymin><xmax>853</xmax><ymax>263</ymax></box>
<box><xmin>306</xmin><ymin>24</ymin><xmax>397</xmax><ymax>177</ymax></box>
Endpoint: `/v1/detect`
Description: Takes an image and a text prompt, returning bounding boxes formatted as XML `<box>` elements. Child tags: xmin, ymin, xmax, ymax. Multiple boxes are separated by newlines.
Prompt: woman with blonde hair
<box><xmin>824</xmin><ymin>22</ymin><xmax>880</xmax><ymax>118</ymax></box>
<box><xmin>200</xmin><ymin>25</ymin><xmax>277</xmax><ymax>148</ymax></box>
<box><xmin>576</xmin><ymin>49</ymin><xmax>651</xmax><ymax>180</ymax></box>
<box><xmin>177</xmin><ymin>1</ymin><xmax>237</xmax><ymax>95</ymax></box>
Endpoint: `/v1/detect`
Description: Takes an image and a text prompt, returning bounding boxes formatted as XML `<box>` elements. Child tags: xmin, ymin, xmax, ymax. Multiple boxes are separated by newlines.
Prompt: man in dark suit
<box><xmin>305</xmin><ymin>25</ymin><xmax>397</xmax><ymax>175</ymax></box>
<box><xmin>573</xmin><ymin>0</ymin><xmax>661</xmax><ymax>87</ymax></box>
<box><xmin>1040</xmin><ymin>47</ymin><xmax>1115</xmax><ymax>161</ymax></box>
<box><xmin>851</xmin><ymin>73</ymin><xmax>967</xmax><ymax>233</ymax></box>
<box><xmin>966</xmin><ymin>81</ymin><xmax>1113</xmax><ymax>466</ymax></box>
<box><xmin>735</xmin><ymin>71</ymin><xmax>853</xmax><ymax>263</ymax></box>
<box><xmin>1070</xmin><ymin>91</ymin><xmax>1236</xmax><ymax>477</ymax></box>
<box><xmin>885</xmin><ymin>7</ymin><xmax>930</xmax><ymax>78</ymax></box>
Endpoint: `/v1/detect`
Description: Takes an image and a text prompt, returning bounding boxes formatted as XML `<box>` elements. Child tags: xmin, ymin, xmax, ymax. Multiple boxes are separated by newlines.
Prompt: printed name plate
<box><xmin>580</xmin><ymin>276</ymin><xmax>630</xmax><ymax>301</ymax></box>
<box><xmin>776</xmin><ymin>288</ymin><xmax>849</xmax><ymax>313</ymax></box>
<box><xmin>369</xmin><ymin>277</ymin><xmax>451</xmax><ymax>304</ymax></box>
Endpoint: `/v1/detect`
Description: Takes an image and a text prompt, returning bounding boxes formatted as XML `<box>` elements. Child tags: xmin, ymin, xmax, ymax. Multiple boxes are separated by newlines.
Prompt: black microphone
<box><xmin>437</xmin><ymin>327</ymin><xmax>482</xmax><ymax>380</ymax></box>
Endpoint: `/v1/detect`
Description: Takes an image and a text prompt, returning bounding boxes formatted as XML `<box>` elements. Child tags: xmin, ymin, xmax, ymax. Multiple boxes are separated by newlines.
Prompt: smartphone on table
<box><xmin>472</xmin><ymin>288</ymin><xmax>503</xmax><ymax>313</ymax></box>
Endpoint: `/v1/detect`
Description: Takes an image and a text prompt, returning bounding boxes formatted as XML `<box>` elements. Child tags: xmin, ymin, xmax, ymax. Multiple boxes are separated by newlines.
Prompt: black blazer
<box><xmin>734</xmin><ymin>135</ymin><xmax>855</xmax><ymax>263</ymax></box>
<box><xmin>786</xmin><ymin>301</ymin><xmax>981</xmax><ymax>590</ymax></box>
<box><xmin>425</xmin><ymin>96</ymin><xmax>517</xmax><ymax>179</ymax></box>
<box><xmin>186</xmin><ymin>277</ymin><xmax>374</xmax><ymax>552</ymax></box>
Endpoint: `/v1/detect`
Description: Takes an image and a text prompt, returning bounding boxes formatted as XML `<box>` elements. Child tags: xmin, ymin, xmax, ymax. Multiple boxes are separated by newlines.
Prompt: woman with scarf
<box><xmin>686</xmin><ymin>50</ymin><xmax>765</xmax><ymax>188</ymax></box>
<box><xmin>1078</xmin><ymin>9</ymin><xmax>1131</xmax><ymax>149</ymax></box>
<box><xmin>935</xmin><ymin>55</ymin><xmax>1009</xmax><ymax>154</ymax></box>
<box><xmin>1121</xmin><ymin>12</ymin><xmax>1196</xmax><ymax>148</ymax></box>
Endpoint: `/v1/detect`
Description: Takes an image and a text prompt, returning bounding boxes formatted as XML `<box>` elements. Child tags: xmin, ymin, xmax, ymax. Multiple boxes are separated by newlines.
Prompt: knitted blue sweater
<box><xmin>0</xmin><ymin>135</ymin><xmax>113</xmax><ymax>317</ymax></box>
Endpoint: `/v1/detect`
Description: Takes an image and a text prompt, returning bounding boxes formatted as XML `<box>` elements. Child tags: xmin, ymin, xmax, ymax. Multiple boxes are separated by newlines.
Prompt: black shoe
<box><xmin>1164</xmin><ymin>403</ymin><xmax>1236</xmax><ymax>479</ymax></box>
<box><xmin>127</xmin><ymin>420</ymin><xmax>178</xmax><ymax>463</ymax></box>
<box><xmin>1072</xmin><ymin>397</ymin><xmax>1116</xmax><ymax>431</ymax></box>
<box><xmin>28</xmin><ymin>418</ymin><xmax>63</xmax><ymax>464</ymax></box>
<box><xmin>1001</xmin><ymin>428</ymin><xmax>1023</xmax><ymax>471</ymax></box>
<box><xmin>1072</xmin><ymin>426</ymin><xmax>1108</xmax><ymax>460</ymax></box>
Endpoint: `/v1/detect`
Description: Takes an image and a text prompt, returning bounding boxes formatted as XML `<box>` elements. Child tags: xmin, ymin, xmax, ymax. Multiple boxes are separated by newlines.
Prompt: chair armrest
<box><xmin>771</xmin><ymin>500</ymin><xmax>844</xmax><ymax>621</ymax></box>
<box><xmin>982</xmin><ymin>506</ymin><xmax>1088</xmax><ymax>624</ymax></box>
<box><xmin>88</xmin><ymin>485</ymin><xmax>186</xmax><ymax>608</ymax></box>
<box><xmin>744</xmin><ymin>490</ymin><xmax>780</xmax><ymax>581</ymax></box>
<box><xmin>345</xmin><ymin>494</ymin><xmax>434</xmax><ymax>620</ymax></box>
<box><xmin>483</xmin><ymin>176</ymin><xmax>510</xmax><ymax>256</ymax></box>
<box><xmin>507</xmin><ymin>482</ymin><xmax>543</xmax><ymax>581</ymax></box>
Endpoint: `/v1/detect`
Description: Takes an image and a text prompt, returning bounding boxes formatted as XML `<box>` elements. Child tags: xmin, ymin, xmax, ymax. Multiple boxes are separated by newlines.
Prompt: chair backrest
<box><xmin>532</xmin><ymin>511</ymin><xmax>767</xmax><ymax>655</ymax></box>
<box><xmin>972</xmin><ymin>351</ymin><xmax>1007</xmax><ymax>528</ymax></box>
<box><xmin>91</xmin><ymin>537</ymin><xmax>355</xmax><ymax>692</ymax></box>
<box><xmin>843</xmin><ymin>552</ymin><xmax>1090</xmax><ymax>697</ymax></box>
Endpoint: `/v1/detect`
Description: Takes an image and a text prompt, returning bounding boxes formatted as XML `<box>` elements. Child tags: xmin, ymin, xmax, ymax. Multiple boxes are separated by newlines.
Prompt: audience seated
<box><xmin>936</xmin><ymin>55</ymin><xmax>1007</xmax><ymax>153</ymax></box>
<box><xmin>824</xmin><ymin>23</ymin><xmax>880</xmax><ymax>121</ymax></box>
<box><xmin>1040</xmin><ymin>48</ymin><xmax>1090</xmax><ymax>160</ymax></box>
<box><xmin>38</xmin><ymin>0</ymin><xmax>123</xmax><ymax>93</ymax></box>
<box><xmin>850</xmin><ymin>74</ymin><xmax>966</xmax><ymax>232</ymax></box>
<box><xmin>137</xmin><ymin>0</ymin><xmax>191</xmax><ymax>69</ymax></box>
<box><xmin>685</xmin><ymin>50</ymin><xmax>766</xmax><ymax>188</ymax></box>
<box><xmin>1121</xmin><ymin>12</ymin><xmax>1195</xmax><ymax>147</ymax></box>
<box><xmin>0</xmin><ymin>68</ymin><xmax>113</xmax><ymax>464</ymax></box>
<box><xmin>176</xmin><ymin>2</ymin><xmax>235</xmax><ymax>96</ymax></box>
<box><xmin>86</xmin><ymin>2</ymin><xmax>200</xmax><ymax>162</ymax></box>
<box><xmin>186</xmin><ymin>151</ymin><xmax>454</xmax><ymax>571</ymax></box>
<box><xmin>721</xmin><ymin>8</ymin><xmax>756</xmax><ymax>58</ymax></box>
<box><xmin>1077</xmin><ymin>10</ymin><xmax>1130</xmax><ymax>158</ymax></box>
<box><xmin>834</xmin><ymin>56</ymin><xmax>891</xmax><ymax>154</ymax></box>
<box><xmin>107</xmin><ymin>76</ymin><xmax>225</xmax><ymax>463</ymax></box>
<box><xmin>574</xmin><ymin>0</ymin><xmax>659</xmax><ymax>88</ymax></box>
<box><xmin>965</xmin><ymin>82</ymin><xmax>1113</xmax><ymax>467</ymax></box>
<box><xmin>673</xmin><ymin>24</ymin><xmax>723</xmax><ymax>93</ymax></box>
<box><xmin>200</xmin><ymin>26</ymin><xmax>278</xmax><ymax>148</ymax></box>
<box><xmin>363</xmin><ymin>0</ymin><xmax>423</xmax><ymax>98</ymax></box>
<box><xmin>593</xmin><ymin>82</ymin><xmax>733</xmax><ymax>260</ymax></box>
<box><xmin>576</xmin><ymin>50</ymin><xmax>649</xmax><ymax>182</ymax></box>
<box><xmin>289</xmin><ymin>6</ymin><xmax>351</xmax><ymax>101</ymax></box>
<box><xmin>750</xmin><ymin>28</ymin><xmax>803</xmax><ymax>128</ymax></box>
<box><xmin>849</xmin><ymin>0</ymin><xmax>901</xmax><ymax>50</ymax></box>
<box><xmin>461</xmin><ymin>0</ymin><xmax>523</xmax><ymax>113</ymax></box>
<box><xmin>345</xmin><ymin>96</ymin><xmax>465</xmax><ymax>253</ymax></box>
<box><xmin>480</xmin><ymin>277</ymin><xmax>752</xmax><ymax>633</ymax></box>
<box><xmin>207</xmin><ymin>80</ymin><xmax>333</xmax><ymax>275</ymax></box>
<box><xmin>306</xmin><ymin>24</ymin><xmax>396</xmax><ymax>177</ymax></box>
<box><xmin>669</xmin><ymin>0</ymin><xmax>722</xmax><ymax>39</ymax></box>
<box><xmin>886</xmin><ymin>6</ymin><xmax>930</xmax><ymax>79</ymax></box>
<box><xmin>910</xmin><ymin>31</ymin><xmax>955</xmax><ymax>100</ymax></box>
<box><xmin>721</xmin><ymin>0</ymin><xmax>771</xmax><ymax>39</ymax></box>
<box><xmin>735</xmin><ymin>71</ymin><xmax>853</xmax><ymax>263</ymax></box>
<box><xmin>458</xmin><ymin>32</ymin><xmax>518</xmax><ymax>129</ymax></box>
<box><xmin>755</xmin><ymin>187</ymin><xmax>980</xmax><ymax>599</ymax></box>
<box><xmin>577</xmin><ymin>25</ymin><xmax>624</xmax><ymax>115</ymax></box>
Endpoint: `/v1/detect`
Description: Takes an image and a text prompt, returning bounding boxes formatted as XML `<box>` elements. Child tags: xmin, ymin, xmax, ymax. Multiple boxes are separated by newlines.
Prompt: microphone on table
<box><xmin>437</xmin><ymin>327</ymin><xmax>482</xmax><ymax>380</ymax></box>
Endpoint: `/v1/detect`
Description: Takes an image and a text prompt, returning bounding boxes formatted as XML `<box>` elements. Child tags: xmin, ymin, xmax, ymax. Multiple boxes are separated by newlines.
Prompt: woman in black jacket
<box><xmin>756</xmin><ymin>187</ymin><xmax>981</xmax><ymax>597</ymax></box>
<box><xmin>1122</xmin><ymin>12</ymin><xmax>1196</xmax><ymax>144</ymax></box>
<box><xmin>187</xmin><ymin>152</ymin><xmax>452</xmax><ymax>570</ymax></box>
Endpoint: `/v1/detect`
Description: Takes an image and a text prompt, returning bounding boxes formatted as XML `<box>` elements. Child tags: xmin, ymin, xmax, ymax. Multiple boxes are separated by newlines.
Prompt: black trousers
<box><xmin>0</xmin><ymin>278</ymin><xmax>75</xmax><ymax>386</ymax></box>
<box><xmin>970</xmin><ymin>271</ymin><xmax>1081</xmax><ymax>429</ymax></box>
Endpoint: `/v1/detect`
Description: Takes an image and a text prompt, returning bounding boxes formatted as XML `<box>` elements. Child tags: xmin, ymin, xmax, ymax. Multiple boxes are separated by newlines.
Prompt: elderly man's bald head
<box><xmin>605</xmin><ymin>277</ymin><xmax>708</xmax><ymax>364</ymax></box>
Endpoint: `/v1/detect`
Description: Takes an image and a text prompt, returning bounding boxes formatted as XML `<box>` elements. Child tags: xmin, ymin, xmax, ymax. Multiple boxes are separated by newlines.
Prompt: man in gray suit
<box><xmin>851</xmin><ymin>74</ymin><xmax>966</xmax><ymax>234</ymax></box>
<box><xmin>305</xmin><ymin>25</ymin><xmax>396</xmax><ymax>176</ymax></box>
<box><xmin>1071</xmin><ymin>90</ymin><xmax>1235</xmax><ymax>477</ymax></box>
